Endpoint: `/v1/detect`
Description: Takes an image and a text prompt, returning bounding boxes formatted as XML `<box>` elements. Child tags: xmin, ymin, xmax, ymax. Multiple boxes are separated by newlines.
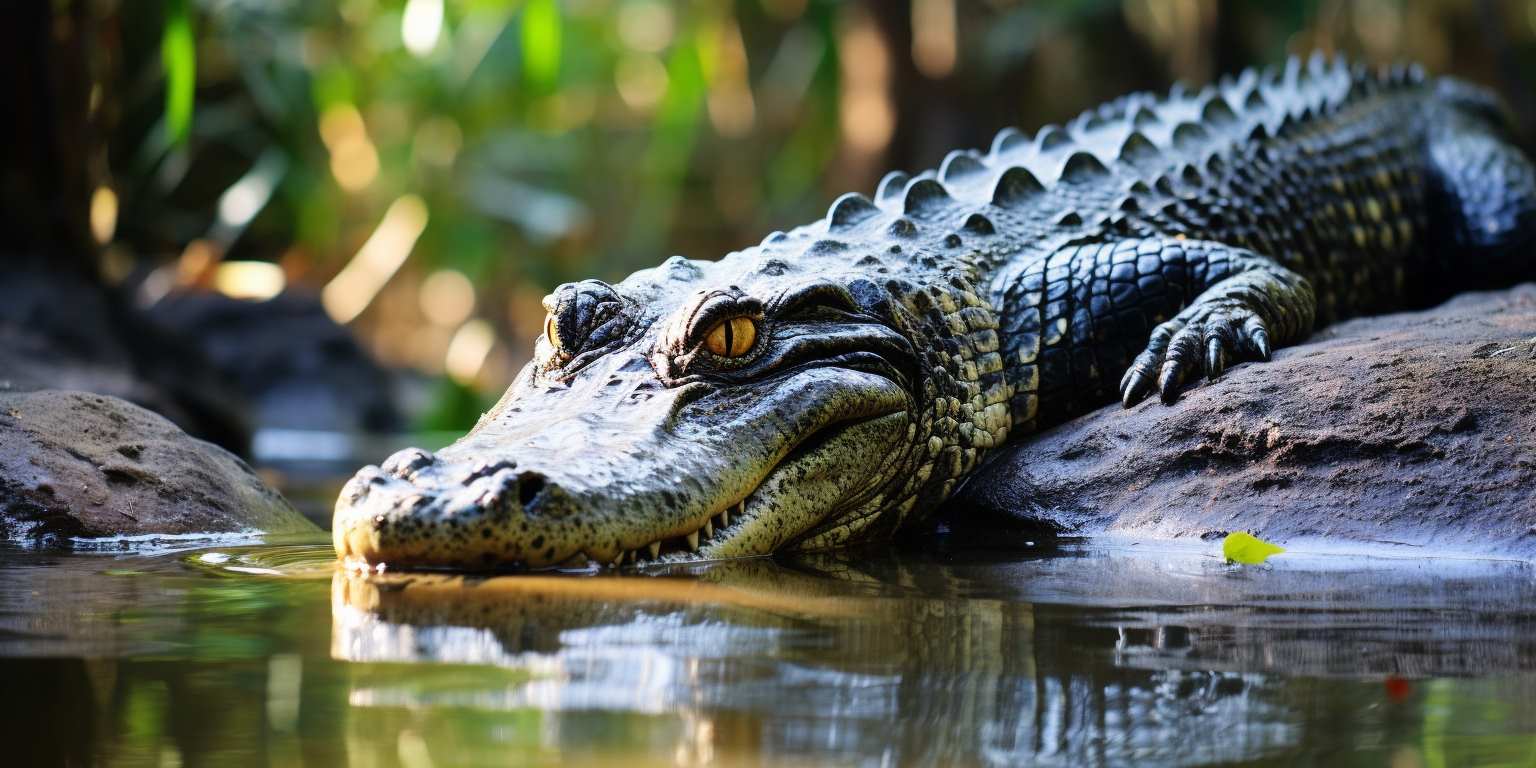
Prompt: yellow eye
<box><xmin>704</xmin><ymin>316</ymin><xmax>757</xmax><ymax>357</ymax></box>
<box><xmin>543</xmin><ymin>314</ymin><xmax>563</xmax><ymax>351</ymax></box>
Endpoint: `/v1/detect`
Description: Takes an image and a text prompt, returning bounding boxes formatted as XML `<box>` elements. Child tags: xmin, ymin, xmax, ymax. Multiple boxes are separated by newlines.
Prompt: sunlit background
<box><xmin>90</xmin><ymin>0</ymin><xmax>1536</xmax><ymax>431</ymax></box>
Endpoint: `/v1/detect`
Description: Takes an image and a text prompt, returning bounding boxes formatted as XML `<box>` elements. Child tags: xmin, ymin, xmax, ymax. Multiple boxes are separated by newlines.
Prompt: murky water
<box><xmin>4</xmin><ymin>534</ymin><xmax>1536</xmax><ymax>767</ymax></box>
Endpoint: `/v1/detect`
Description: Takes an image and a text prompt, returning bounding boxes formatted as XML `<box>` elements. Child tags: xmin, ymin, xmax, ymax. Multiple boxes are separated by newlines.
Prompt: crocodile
<box><xmin>334</xmin><ymin>54</ymin><xmax>1536</xmax><ymax>570</ymax></box>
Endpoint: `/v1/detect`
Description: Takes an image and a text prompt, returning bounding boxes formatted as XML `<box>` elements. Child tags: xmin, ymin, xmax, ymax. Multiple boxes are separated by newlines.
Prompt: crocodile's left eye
<box><xmin>543</xmin><ymin>313</ymin><xmax>564</xmax><ymax>352</ymax></box>
<box><xmin>703</xmin><ymin>316</ymin><xmax>757</xmax><ymax>358</ymax></box>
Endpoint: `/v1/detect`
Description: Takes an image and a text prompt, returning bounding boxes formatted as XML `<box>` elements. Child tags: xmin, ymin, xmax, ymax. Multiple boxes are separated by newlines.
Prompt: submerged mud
<box><xmin>952</xmin><ymin>284</ymin><xmax>1536</xmax><ymax>557</ymax></box>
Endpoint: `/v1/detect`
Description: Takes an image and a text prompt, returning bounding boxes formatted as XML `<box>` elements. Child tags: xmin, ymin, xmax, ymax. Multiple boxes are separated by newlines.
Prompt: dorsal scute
<box><xmin>990</xmin><ymin>127</ymin><xmax>1028</xmax><ymax>156</ymax></box>
<box><xmin>939</xmin><ymin>150</ymin><xmax>988</xmax><ymax>184</ymax></box>
<box><xmin>1330</xmin><ymin>52</ymin><xmax>1350</xmax><ymax>77</ymax></box>
<box><xmin>962</xmin><ymin>212</ymin><xmax>995</xmax><ymax>235</ymax></box>
<box><xmin>792</xmin><ymin>53</ymin><xmax>1422</xmax><ymax>262</ymax></box>
<box><xmin>1227</xmin><ymin>66</ymin><xmax>1259</xmax><ymax>96</ymax></box>
<box><xmin>1348</xmin><ymin>61</ymin><xmax>1374</xmax><ymax>97</ymax></box>
<box><xmin>876</xmin><ymin>171</ymin><xmax>910</xmax><ymax>203</ymax></box>
<box><xmin>1036</xmin><ymin>125</ymin><xmax>1073</xmax><ymax>152</ymax></box>
<box><xmin>826</xmin><ymin>192</ymin><xmax>881</xmax><ymax>232</ymax></box>
<box><xmin>1093</xmin><ymin>90</ymin><xmax>1158</xmax><ymax>124</ymax></box>
<box><xmin>1117</xmin><ymin>131</ymin><xmax>1160</xmax><ymax>165</ymax></box>
<box><xmin>1059</xmin><ymin>151</ymin><xmax>1110</xmax><ymax>184</ymax></box>
<box><xmin>1387</xmin><ymin>61</ymin><xmax>1425</xmax><ymax>87</ymax></box>
<box><xmin>806</xmin><ymin>239</ymin><xmax>847</xmax><ymax>256</ymax></box>
<box><xmin>991</xmin><ymin>166</ymin><xmax>1044</xmax><ymax>207</ymax></box>
<box><xmin>1283</xmin><ymin>55</ymin><xmax>1303</xmax><ymax>86</ymax></box>
<box><xmin>1199</xmin><ymin>95</ymin><xmax>1238</xmax><ymax>127</ymax></box>
<box><xmin>902</xmin><ymin>178</ymin><xmax>952</xmax><ymax>216</ymax></box>
<box><xmin>1171</xmin><ymin>122</ymin><xmax>1210</xmax><ymax>151</ymax></box>
<box><xmin>1306</xmin><ymin>50</ymin><xmax>1329</xmax><ymax>78</ymax></box>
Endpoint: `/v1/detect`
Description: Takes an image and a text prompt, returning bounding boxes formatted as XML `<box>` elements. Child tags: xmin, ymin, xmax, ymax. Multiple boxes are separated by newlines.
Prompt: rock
<box><xmin>0</xmin><ymin>270</ymin><xmax>250</xmax><ymax>451</ymax></box>
<box><xmin>145</xmin><ymin>290</ymin><xmax>402</xmax><ymax>433</ymax></box>
<box><xmin>0</xmin><ymin>390</ymin><xmax>317</xmax><ymax>541</ymax></box>
<box><xmin>949</xmin><ymin>284</ymin><xmax>1536</xmax><ymax>558</ymax></box>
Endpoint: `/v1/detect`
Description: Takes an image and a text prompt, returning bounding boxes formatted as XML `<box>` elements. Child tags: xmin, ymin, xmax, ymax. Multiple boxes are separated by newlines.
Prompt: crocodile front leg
<box><xmin>1118</xmin><ymin>241</ymin><xmax>1316</xmax><ymax>406</ymax></box>
<box><xmin>996</xmin><ymin>238</ymin><xmax>1317</xmax><ymax>430</ymax></box>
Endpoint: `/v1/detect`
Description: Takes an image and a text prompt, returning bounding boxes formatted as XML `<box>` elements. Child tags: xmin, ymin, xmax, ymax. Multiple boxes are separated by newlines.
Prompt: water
<box><xmin>3</xmin><ymin>535</ymin><xmax>1536</xmax><ymax>767</ymax></box>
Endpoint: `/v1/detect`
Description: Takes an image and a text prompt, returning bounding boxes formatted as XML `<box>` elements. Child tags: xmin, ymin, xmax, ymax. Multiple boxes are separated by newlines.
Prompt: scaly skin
<box><xmin>334</xmin><ymin>54</ymin><xmax>1536</xmax><ymax>570</ymax></box>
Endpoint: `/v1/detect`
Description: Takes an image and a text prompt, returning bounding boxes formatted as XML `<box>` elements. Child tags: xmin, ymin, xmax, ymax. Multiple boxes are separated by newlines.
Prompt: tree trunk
<box><xmin>0</xmin><ymin>0</ymin><xmax>108</xmax><ymax>275</ymax></box>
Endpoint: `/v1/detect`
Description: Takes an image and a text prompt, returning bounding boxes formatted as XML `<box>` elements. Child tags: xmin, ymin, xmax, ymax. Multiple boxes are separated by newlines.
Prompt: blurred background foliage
<box><xmin>91</xmin><ymin>0</ymin><xmax>1536</xmax><ymax>430</ymax></box>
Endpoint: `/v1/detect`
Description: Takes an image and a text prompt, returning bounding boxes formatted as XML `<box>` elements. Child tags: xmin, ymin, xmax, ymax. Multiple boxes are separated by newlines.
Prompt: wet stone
<box><xmin>0</xmin><ymin>390</ymin><xmax>315</xmax><ymax>542</ymax></box>
<box><xmin>949</xmin><ymin>285</ymin><xmax>1536</xmax><ymax>557</ymax></box>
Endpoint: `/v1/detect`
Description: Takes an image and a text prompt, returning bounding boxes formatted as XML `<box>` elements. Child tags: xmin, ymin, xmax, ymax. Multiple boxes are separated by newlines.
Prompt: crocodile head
<box><xmin>334</xmin><ymin>249</ymin><xmax>1007</xmax><ymax>570</ymax></box>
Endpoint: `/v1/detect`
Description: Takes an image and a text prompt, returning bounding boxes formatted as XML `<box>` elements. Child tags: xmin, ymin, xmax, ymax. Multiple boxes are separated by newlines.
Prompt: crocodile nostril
<box><xmin>517</xmin><ymin>471</ymin><xmax>547</xmax><ymax>508</ymax></box>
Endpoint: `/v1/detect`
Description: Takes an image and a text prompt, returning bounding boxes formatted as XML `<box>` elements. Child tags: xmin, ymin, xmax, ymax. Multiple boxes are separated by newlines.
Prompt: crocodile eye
<box><xmin>703</xmin><ymin>316</ymin><xmax>757</xmax><ymax>358</ymax></box>
<box><xmin>543</xmin><ymin>313</ymin><xmax>563</xmax><ymax>352</ymax></box>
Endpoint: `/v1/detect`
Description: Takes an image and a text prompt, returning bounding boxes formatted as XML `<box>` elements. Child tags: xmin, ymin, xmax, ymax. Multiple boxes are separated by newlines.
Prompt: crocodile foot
<box><xmin>1120</xmin><ymin>251</ymin><xmax>1315</xmax><ymax>407</ymax></box>
<box><xmin>1120</xmin><ymin>301</ymin><xmax>1272</xmax><ymax>407</ymax></box>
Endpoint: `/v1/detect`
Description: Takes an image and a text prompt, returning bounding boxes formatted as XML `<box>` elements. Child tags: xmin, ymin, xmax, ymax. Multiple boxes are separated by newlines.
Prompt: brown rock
<box><xmin>0</xmin><ymin>390</ymin><xmax>317</xmax><ymax>541</ymax></box>
<box><xmin>950</xmin><ymin>285</ymin><xmax>1536</xmax><ymax>557</ymax></box>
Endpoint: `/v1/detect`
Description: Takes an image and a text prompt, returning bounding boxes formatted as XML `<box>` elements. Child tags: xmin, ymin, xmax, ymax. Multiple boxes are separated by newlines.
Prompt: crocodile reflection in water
<box><xmin>330</xmin><ymin>546</ymin><xmax>1536</xmax><ymax>765</ymax></box>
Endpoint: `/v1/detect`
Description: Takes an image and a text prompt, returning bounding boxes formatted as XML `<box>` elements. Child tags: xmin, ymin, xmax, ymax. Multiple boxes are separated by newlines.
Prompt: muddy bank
<box><xmin>950</xmin><ymin>284</ymin><xmax>1536</xmax><ymax>558</ymax></box>
<box><xmin>0</xmin><ymin>390</ymin><xmax>316</xmax><ymax>541</ymax></box>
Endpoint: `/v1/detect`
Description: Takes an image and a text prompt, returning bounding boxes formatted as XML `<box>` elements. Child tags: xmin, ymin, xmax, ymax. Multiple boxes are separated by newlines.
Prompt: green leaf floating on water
<box><xmin>1222</xmin><ymin>532</ymin><xmax>1285</xmax><ymax>565</ymax></box>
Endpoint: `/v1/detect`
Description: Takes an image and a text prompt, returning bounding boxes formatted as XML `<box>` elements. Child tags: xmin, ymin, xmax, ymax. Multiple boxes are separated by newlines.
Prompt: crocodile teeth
<box><xmin>735</xmin><ymin>501</ymin><xmax>745</xmax><ymax>516</ymax></box>
<box><xmin>715</xmin><ymin>511</ymin><xmax>728</xmax><ymax>529</ymax></box>
<box><xmin>648</xmin><ymin>541</ymin><xmax>661</xmax><ymax>559</ymax></box>
<box><xmin>610</xmin><ymin>552</ymin><xmax>623</xmax><ymax>567</ymax></box>
<box><xmin>685</xmin><ymin>531</ymin><xmax>699</xmax><ymax>551</ymax></box>
<box><xmin>702</xmin><ymin>520</ymin><xmax>713</xmax><ymax>539</ymax></box>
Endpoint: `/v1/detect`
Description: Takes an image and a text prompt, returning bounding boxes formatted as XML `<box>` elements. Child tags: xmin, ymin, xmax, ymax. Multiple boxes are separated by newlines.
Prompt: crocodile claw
<box><xmin>1121</xmin><ymin>302</ymin><xmax>1273</xmax><ymax>407</ymax></box>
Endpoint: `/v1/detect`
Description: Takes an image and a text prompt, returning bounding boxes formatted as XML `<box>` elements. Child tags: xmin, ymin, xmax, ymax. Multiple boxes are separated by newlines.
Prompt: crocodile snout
<box><xmin>334</xmin><ymin>446</ymin><xmax>594</xmax><ymax>569</ymax></box>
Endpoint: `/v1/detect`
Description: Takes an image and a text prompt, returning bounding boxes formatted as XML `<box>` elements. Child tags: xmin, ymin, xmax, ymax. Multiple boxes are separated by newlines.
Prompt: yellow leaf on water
<box><xmin>1222</xmin><ymin>531</ymin><xmax>1286</xmax><ymax>565</ymax></box>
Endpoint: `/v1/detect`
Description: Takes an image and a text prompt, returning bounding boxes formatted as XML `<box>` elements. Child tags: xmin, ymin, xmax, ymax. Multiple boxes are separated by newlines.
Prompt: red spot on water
<box><xmin>1384</xmin><ymin>675</ymin><xmax>1411</xmax><ymax>702</ymax></box>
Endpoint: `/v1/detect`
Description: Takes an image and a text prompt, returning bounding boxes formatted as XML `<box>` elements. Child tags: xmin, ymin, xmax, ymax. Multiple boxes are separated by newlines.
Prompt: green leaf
<box><xmin>1222</xmin><ymin>531</ymin><xmax>1285</xmax><ymax>565</ymax></box>
<box><xmin>521</xmin><ymin>0</ymin><xmax>561</xmax><ymax>93</ymax></box>
<box><xmin>161</xmin><ymin>0</ymin><xmax>196</xmax><ymax>145</ymax></box>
